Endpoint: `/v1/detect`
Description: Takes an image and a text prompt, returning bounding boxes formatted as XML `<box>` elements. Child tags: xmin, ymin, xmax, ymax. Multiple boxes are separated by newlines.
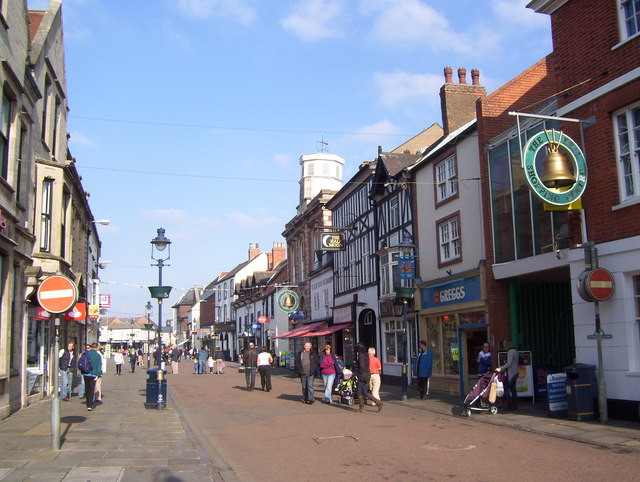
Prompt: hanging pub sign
<box><xmin>320</xmin><ymin>232</ymin><xmax>345</xmax><ymax>251</ymax></box>
<box><xmin>398</xmin><ymin>255</ymin><xmax>415</xmax><ymax>280</ymax></box>
<box><xmin>522</xmin><ymin>129</ymin><xmax>587</xmax><ymax>206</ymax></box>
<box><xmin>277</xmin><ymin>289</ymin><xmax>300</xmax><ymax>313</ymax></box>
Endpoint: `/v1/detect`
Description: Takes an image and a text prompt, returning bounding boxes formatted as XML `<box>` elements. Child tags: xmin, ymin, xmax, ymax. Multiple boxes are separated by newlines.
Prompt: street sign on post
<box><xmin>37</xmin><ymin>275</ymin><xmax>78</xmax><ymax>314</ymax></box>
<box><xmin>585</xmin><ymin>268</ymin><xmax>615</xmax><ymax>301</ymax></box>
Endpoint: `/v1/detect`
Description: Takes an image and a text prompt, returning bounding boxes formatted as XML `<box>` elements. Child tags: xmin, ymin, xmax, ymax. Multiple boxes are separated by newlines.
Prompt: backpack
<box><xmin>78</xmin><ymin>352</ymin><xmax>93</xmax><ymax>374</ymax></box>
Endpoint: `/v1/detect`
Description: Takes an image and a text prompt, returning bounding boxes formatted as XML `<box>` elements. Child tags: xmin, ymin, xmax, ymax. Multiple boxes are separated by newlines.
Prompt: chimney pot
<box><xmin>444</xmin><ymin>66</ymin><xmax>453</xmax><ymax>84</ymax></box>
<box><xmin>471</xmin><ymin>68</ymin><xmax>480</xmax><ymax>86</ymax></box>
<box><xmin>458</xmin><ymin>67</ymin><xmax>467</xmax><ymax>84</ymax></box>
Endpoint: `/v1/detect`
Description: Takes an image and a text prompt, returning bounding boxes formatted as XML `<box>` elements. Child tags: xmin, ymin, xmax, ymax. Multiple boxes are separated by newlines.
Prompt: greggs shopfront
<box><xmin>416</xmin><ymin>270</ymin><xmax>488</xmax><ymax>395</ymax></box>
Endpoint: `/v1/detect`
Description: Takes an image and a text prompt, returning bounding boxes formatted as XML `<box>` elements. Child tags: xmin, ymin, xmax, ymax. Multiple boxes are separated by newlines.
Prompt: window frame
<box><xmin>434</xmin><ymin>154</ymin><xmax>459</xmax><ymax>206</ymax></box>
<box><xmin>613</xmin><ymin>102</ymin><xmax>640</xmax><ymax>203</ymax></box>
<box><xmin>0</xmin><ymin>92</ymin><xmax>12</xmax><ymax>180</ymax></box>
<box><xmin>436</xmin><ymin>212</ymin><xmax>462</xmax><ymax>267</ymax></box>
<box><xmin>40</xmin><ymin>178</ymin><xmax>54</xmax><ymax>252</ymax></box>
<box><xmin>618</xmin><ymin>0</ymin><xmax>640</xmax><ymax>42</ymax></box>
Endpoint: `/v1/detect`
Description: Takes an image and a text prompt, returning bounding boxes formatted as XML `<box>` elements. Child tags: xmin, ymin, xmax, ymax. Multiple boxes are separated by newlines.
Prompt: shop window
<box><xmin>613</xmin><ymin>103</ymin><xmax>640</xmax><ymax>202</ymax></box>
<box><xmin>427</xmin><ymin>314</ymin><xmax>459</xmax><ymax>376</ymax></box>
<box><xmin>384</xmin><ymin>320</ymin><xmax>404</xmax><ymax>364</ymax></box>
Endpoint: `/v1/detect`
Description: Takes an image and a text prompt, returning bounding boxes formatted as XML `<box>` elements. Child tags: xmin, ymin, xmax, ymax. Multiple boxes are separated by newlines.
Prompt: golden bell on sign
<box><xmin>540</xmin><ymin>129</ymin><xmax>576</xmax><ymax>189</ymax></box>
<box><xmin>282</xmin><ymin>293</ymin><xmax>295</xmax><ymax>308</ymax></box>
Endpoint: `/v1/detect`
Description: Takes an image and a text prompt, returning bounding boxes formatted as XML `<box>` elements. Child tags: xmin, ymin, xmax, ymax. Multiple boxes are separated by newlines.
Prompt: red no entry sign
<box><xmin>37</xmin><ymin>275</ymin><xmax>78</xmax><ymax>314</ymax></box>
<box><xmin>585</xmin><ymin>268</ymin><xmax>615</xmax><ymax>301</ymax></box>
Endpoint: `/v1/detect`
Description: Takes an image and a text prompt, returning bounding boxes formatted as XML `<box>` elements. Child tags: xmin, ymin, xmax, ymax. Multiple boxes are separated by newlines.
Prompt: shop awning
<box><xmin>307</xmin><ymin>323</ymin><xmax>353</xmax><ymax>337</ymax></box>
<box><xmin>275</xmin><ymin>321</ymin><xmax>326</xmax><ymax>338</ymax></box>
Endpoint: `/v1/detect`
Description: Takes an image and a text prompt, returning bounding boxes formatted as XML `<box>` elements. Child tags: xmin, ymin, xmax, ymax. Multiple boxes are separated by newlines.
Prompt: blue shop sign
<box><xmin>421</xmin><ymin>275</ymin><xmax>481</xmax><ymax>309</ymax></box>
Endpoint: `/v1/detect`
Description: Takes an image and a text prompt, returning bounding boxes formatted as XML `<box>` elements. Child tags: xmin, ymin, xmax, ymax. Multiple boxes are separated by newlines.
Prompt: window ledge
<box><xmin>612</xmin><ymin>32</ymin><xmax>640</xmax><ymax>51</ymax></box>
<box><xmin>612</xmin><ymin>197</ymin><xmax>640</xmax><ymax>211</ymax></box>
<box><xmin>625</xmin><ymin>371</ymin><xmax>640</xmax><ymax>377</ymax></box>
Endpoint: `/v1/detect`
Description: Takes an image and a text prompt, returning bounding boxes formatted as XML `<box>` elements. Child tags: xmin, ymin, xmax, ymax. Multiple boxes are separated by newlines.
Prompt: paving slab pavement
<box><xmin>0</xmin><ymin>359</ymin><xmax>638</xmax><ymax>481</ymax></box>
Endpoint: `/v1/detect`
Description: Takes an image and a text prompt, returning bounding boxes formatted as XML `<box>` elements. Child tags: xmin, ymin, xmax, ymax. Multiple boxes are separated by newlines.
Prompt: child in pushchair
<box><xmin>337</xmin><ymin>368</ymin><xmax>357</xmax><ymax>405</ymax></box>
<box><xmin>462</xmin><ymin>371</ymin><xmax>503</xmax><ymax>416</ymax></box>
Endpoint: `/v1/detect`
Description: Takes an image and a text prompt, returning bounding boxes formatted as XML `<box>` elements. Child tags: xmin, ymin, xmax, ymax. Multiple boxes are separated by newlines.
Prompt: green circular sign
<box><xmin>277</xmin><ymin>290</ymin><xmax>299</xmax><ymax>313</ymax></box>
<box><xmin>522</xmin><ymin>131</ymin><xmax>587</xmax><ymax>206</ymax></box>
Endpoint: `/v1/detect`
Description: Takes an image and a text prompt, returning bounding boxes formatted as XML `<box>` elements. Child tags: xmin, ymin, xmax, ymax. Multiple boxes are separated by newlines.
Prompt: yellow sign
<box><xmin>88</xmin><ymin>304</ymin><xmax>100</xmax><ymax>319</ymax></box>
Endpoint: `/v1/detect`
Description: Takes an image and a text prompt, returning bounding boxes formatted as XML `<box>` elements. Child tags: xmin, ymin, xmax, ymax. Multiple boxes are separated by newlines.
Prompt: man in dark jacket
<box><xmin>84</xmin><ymin>343</ymin><xmax>103</xmax><ymax>411</ymax></box>
<box><xmin>242</xmin><ymin>342</ymin><xmax>259</xmax><ymax>390</ymax></box>
<box><xmin>294</xmin><ymin>341</ymin><xmax>319</xmax><ymax>404</ymax></box>
<box><xmin>58</xmin><ymin>342</ymin><xmax>75</xmax><ymax>401</ymax></box>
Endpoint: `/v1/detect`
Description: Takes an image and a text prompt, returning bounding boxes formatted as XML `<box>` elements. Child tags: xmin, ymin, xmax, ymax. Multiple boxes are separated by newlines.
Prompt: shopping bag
<box><xmin>489</xmin><ymin>381</ymin><xmax>497</xmax><ymax>403</ymax></box>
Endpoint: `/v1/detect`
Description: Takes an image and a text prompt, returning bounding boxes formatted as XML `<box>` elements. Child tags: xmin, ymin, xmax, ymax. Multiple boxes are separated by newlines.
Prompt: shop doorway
<box><xmin>357</xmin><ymin>309</ymin><xmax>377</xmax><ymax>352</ymax></box>
<box><xmin>458</xmin><ymin>325</ymin><xmax>490</xmax><ymax>394</ymax></box>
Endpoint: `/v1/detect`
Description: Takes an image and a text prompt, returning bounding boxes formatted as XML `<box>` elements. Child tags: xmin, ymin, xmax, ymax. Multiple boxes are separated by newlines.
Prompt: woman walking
<box><xmin>319</xmin><ymin>345</ymin><xmax>338</xmax><ymax>404</ymax></box>
<box><xmin>257</xmin><ymin>346</ymin><xmax>274</xmax><ymax>391</ymax></box>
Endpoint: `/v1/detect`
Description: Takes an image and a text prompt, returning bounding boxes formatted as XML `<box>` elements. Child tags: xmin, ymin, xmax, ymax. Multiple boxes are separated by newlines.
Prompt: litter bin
<box><xmin>564</xmin><ymin>363</ymin><xmax>596</xmax><ymax>421</ymax></box>
<box><xmin>145</xmin><ymin>368</ymin><xmax>167</xmax><ymax>409</ymax></box>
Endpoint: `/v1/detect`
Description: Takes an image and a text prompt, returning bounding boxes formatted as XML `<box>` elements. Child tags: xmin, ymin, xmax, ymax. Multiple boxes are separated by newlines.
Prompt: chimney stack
<box><xmin>248</xmin><ymin>243</ymin><xmax>261</xmax><ymax>260</ymax></box>
<box><xmin>439</xmin><ymin>66</ymin><xmax>486</xmax><ymax>136</ymax></box>
<box><xmin>269</xmin><ymin>241</ymin><xmax>286</xmax><ymax>268</ymax></box>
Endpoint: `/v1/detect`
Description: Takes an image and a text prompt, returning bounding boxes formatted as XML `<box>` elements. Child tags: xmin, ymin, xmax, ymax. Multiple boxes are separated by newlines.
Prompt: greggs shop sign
<box><xmin>420</xmin><ymin>276</ymin><xmax>481</xmax><ymax>309</ymax></box>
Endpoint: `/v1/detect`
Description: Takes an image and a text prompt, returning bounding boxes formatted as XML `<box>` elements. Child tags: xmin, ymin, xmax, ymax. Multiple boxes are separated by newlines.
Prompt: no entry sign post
<box><xmin>37</xmin><ymin>275</ymin><xmax>78</xmax><ymax>451</ymax></box>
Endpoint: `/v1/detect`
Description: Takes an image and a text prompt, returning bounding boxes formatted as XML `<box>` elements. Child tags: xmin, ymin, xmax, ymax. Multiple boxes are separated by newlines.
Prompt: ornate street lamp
<box><xmin>148</xmin><ymin>228</ymin><xmax>172</xmax><ymax>409</ymax></box>
<box><xmin>394</xmin><ymin>231</ymin><xmax>416</xmax><ymax>401</ymax></box>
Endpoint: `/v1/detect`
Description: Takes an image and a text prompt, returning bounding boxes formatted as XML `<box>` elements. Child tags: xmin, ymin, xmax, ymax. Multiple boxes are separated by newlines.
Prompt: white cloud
<box><xmin>177</xmin><ymin>0</ymin><xmax>257</xmax><ymax>26</ymax></box>
<box><xmin>490</xmin><ymin>0</ymin><xmax>549</xmax><ymax>31</ymax></box>
<box><xmin>273</xmin><ymin>153</ymin><xmax>292</xmax><ymax>166</ymax></box>
<box><xmin>281</xmin><ymin>0</ymin><xmax>345</xmax><ymax>42</ymax></box>
<box><xmin>360</xmin><ymin>0</ymin><xmax>501</xmax><ymax>57</ymax></box>
<box><xmin>347</xmin><ymin>119</ymin><xmax>403</xmax><ymax>144</ymax></box>
<box><xmin>227</xmin><ymin>212</ymin><xmax>280</xmax><ymax>227</ymax></box>
<box><xmin>167</xmin><ymin>30</ymin><xmax>193</xmax><ymax>52</ymax></box>
<box><xmin>68</xmin><ymin>131</ymin><xmax>97</xmax><ymax>147</ymax></box>
<box><xmin>373</xmin><ymin>71</ymin><xmax>441</xmax><ymax>108</ymax></box>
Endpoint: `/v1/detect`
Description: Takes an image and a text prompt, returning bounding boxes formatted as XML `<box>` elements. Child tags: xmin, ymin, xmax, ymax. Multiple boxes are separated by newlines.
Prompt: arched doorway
<box><xmin>358</xmin><ymin>309</ymin><xmax>377</xmax><ymax>351</ymax></box>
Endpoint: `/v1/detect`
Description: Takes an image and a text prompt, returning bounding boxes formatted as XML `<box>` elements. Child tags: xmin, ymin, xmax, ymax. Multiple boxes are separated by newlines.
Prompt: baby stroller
<box><xmin>462</xmin><ymin>372</ymin><xmax>502</xmax><ymax>417</ymax></box>
<box><xmin>337</xmin><ymin>369</ymin><xmax>357</xmax><ymax>405</ymax></box>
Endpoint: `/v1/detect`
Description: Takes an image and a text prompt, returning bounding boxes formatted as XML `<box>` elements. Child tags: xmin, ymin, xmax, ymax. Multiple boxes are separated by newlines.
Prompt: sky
<box><xmin>27</xmin><ymin>0</ymin><xmax>552</xmax><ymax>320</ymax></box>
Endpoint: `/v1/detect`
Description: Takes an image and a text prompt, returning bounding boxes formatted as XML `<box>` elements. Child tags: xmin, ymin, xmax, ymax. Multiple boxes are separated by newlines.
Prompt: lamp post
<box><xmin>145</xmin><ymin>301</ymin><xmax>153</xmax><ymax>368</ymax></box>
<box><xmin>149</xmin><ymin>228</ymin><xmax>172</xmax><ymax>410</ymax></box>
<box><xmin>395</xmin><ymin>232</ymin><xmax>416</xmax><ymax>401</ymax></box>
<box><xmin>85</xmin><ymin>219</ymin><xmax>109</xmax><ymax>346</ymax></box>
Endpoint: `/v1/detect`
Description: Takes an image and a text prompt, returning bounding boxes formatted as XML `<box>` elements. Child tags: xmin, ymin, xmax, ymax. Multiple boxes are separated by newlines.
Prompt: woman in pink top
<box><xmin>368</xmin><ymin>347</ymin><xmax>382</xmax><ymax>403</ymax></box>
<box><xmin>319</xmin><ymin>345</ymin><xmax>338</xmax><ymax>404</ymax></box>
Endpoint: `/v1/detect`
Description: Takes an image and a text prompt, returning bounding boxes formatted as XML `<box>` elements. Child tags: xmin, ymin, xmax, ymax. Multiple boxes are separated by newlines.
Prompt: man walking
<box><xmin>198</xmin><ymin>346</ymin><xmax>209</xmax><ymax>374</ymax></box>
<box><xmin>295</xmin><ymin>342</ymin><xmax>319</xmax><ymax>404</ymax></box>
<box><xmin>242</xmin><ymin>342</ymin><xmax>259</xmax><ymax>391</ymax></box>
<box><xmin>82</xmin><ymin>343</ymin><xmax>103</xmax><ymax>411</ymax></box>
<box><xmin>58</xmin><ymin>342</ymin><xmax>75</xmax><ymax>401</ymax></box>
<box><xmin>170</xmin><ymin>345</ymin><xmax>180</xmax><ymax>374</ymax></box>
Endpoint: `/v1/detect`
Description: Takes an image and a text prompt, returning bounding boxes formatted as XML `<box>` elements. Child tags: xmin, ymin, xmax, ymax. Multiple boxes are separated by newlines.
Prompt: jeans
<box><xmin>300</xmin><ymin>374</ymin><xmax>315</xmax><ymax>402</ymax></box>
<box><xmin>193</xmin><ymin>361</ymin><xmax>198</xmax><ymax>373</ymax></box>
<box><xmin>245</xmin><ymin>367</ymin><xmax>257</xmax><ymax>389</ymax></box>
<box><xmin>505</xmin><ymin>373</ymin><xmax>518</xmax><ymax>401</ymax></box>
<box><xmin>198</xmin><ymin>360</ymin><xmax>206</xmax><ymax>374</ymax></box>
<box><xmin>78</xmin><ymin>374</ymin><xmax>85</xmax><ymax>397</ymax></box>
<box><xmin>59</xmin><ymin>368</ymin><xmax>71</xmax><ymax>399</ymax></box>
<box><xmin>321</xmin><ymin>373</ymin><xmax>336</xmax><ymax>402</ymax></box>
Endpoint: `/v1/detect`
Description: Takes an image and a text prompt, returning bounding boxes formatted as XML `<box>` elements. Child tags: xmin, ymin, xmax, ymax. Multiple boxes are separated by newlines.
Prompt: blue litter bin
<box><xmin>145</xmin><ymin>368</ymin><xmax>167</xmax><ymax>409</ymax></box>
